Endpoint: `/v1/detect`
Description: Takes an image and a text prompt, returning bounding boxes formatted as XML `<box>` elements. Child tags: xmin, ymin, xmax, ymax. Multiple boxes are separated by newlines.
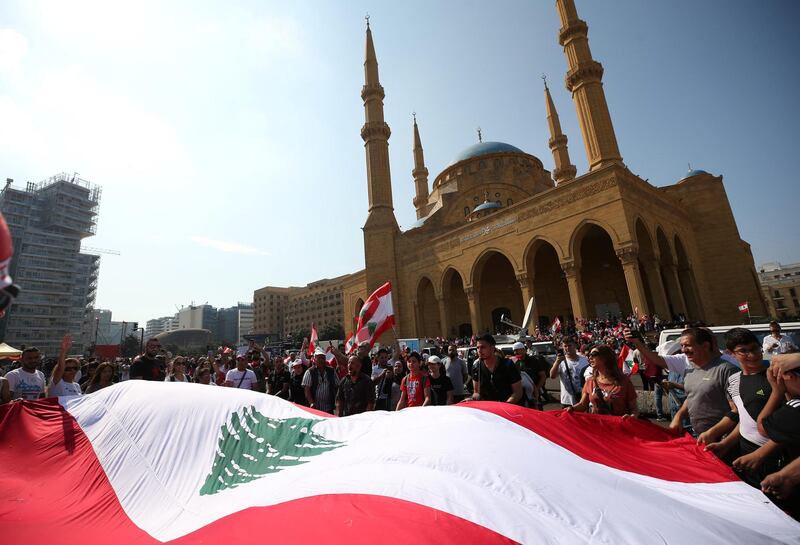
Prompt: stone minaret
<box><xmin>361</xmin><ymin>18</ymin><xmax>397</xmax><ymax>228</ymax></box>
<box><xmin>556</xmin><ymin>0</ymin><xmax>622</xmax><ymax>171</ymax></box>
<box><xmin>543</xmin><ymin>77</ymin><xmax>576</xmax><ymax>184</ymax></box>
<box><xmin>360</xmin><ymin>19</ymin><xmax>400</xmax><ymax>330</ymax></box>
<box><xmin>411</xmin><ymin>114</ymin><xmax>430</xmax><ymax>219</ymax></box>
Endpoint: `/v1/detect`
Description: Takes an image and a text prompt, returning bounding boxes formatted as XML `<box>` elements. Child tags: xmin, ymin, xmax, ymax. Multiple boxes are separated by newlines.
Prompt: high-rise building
<box><xmin>217</xmin><ymin>302</ymin><xmax>254</xmax><ymax>345</ymax></box>
<box><xmin>0</xmin><ymin>173</ymin><xmax>101</xmax><ymax>355</ymax></box>
<box><xmin>91</xmin><ymin>309</ymin><xmax>113</xmax><ymax>345</ymax></box>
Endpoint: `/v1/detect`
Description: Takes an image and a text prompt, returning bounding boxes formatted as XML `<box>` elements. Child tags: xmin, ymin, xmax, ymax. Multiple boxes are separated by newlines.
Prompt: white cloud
<box><xmin>190</xmin><ymin>236</ymin><xmax>270</xmax><ymax>256</ymax></box>
<box><xmin>0</xmin><ymin>29</ymin><xmax>29</xmax><ymax>73</ymax></box>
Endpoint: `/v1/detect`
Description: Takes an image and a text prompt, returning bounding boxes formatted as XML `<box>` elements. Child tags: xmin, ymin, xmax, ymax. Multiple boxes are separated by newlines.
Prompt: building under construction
<box><xmin>0</xmin><ymin>173</ymin><xmax>102</xmax><ymax>355</ymax></box>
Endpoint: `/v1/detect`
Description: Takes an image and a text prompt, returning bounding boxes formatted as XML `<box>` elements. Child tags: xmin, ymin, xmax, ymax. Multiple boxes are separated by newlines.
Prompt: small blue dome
<box><xmin>684</xmin><ymin>169</ymin><xmax>710</xmax><ymax>178</ymax></box>
<box><xmin>448</xmin><ymin>141</ymin><xmax>525</xmax><ymax>167</ymax></box>
<box><xmin>473</xmin><ymin>200</ymin><xmax>503</xmax><ymax>213</ymax></box>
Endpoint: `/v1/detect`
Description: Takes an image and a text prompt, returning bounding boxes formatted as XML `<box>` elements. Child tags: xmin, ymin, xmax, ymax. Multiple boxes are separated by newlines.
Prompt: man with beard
<box><xmin>335</xmin><ymin>356</ymin><xmax>375</xmax><ymax>416</ymax></box>
<box><xmin>268</xmin><ymin>358</ymin><xmax>291</xmax><ymax>400</ymax></box>
<box><xmin>442</xmin><ymin>344</ymin><xmax>469</xmax><ymax>403</ymax></box>
<box><xmin>6</xmin><ymin>347</ymin><xmax>46</xmax><ymax>400</ymax></box>
<box><xmin>130</xmin><ymin>338</ymin><xmax>164</xmax><ymax>381</ymax></box>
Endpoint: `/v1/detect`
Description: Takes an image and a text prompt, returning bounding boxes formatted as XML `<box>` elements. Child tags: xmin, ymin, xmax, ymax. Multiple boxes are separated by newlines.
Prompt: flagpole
<box><xmin>747</xmin><ymin>302</ymin><xmax>752</xmax><ymax>325</ymax></box>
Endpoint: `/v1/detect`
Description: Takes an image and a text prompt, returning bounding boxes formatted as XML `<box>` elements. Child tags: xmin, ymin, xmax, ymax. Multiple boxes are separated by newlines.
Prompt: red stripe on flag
<box><xmin>464</xmin><ymin>402</ymin><xmax>738</xmax><ymax>484</ymax></box>
<box><xmin>0</xmin><ymin>399</ymin><xmax>517</xmax><ymax>545</ymax></box>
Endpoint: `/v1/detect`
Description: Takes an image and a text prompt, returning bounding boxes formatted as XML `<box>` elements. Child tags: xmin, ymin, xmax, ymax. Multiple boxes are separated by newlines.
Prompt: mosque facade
<box><xmin>308</xmin><ymin>0</ymin><xmax>767</xmax><ymax>339</ymax></box>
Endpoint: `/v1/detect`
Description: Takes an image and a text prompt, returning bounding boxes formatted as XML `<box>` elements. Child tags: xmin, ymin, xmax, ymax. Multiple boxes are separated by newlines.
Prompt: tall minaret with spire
<box><xmin>411</xmin><ymin>113</ymin><xmax>429</xmax><ymax>219</ymax></box>
<box><xmin>543</xmin><ymin>76</ymin><xmax>576</xmax><ymax>184</ymax></box>
<box><xmin>360</xmin><ymin>17</ymin><xmax>401</xmax><ymax>332</ymax></box>
<box><xmin>555</xmin><ymin>0</ymin><xmax>622</xmax><ymax>171</ymax></box>
<box><xmin>361</xmin><ymin>15</ymin><xmax>397</xmax><ymax>229</ymax></box>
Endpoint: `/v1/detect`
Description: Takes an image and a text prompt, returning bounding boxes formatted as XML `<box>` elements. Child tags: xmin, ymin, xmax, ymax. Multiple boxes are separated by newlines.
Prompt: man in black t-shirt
<box><xmin>470</xmin><ymin>334</ymin><xmax>522</xmax><ymax>404</ymax></box>
<box><xmin>268</xmin><ymin>360</ymin><xmax>291</xmax><ymax>399</ymax></box>
<box><xmin>130</xmin><ymin>338</ymin><xmax>164</xmax><ymax>381</ymax></box>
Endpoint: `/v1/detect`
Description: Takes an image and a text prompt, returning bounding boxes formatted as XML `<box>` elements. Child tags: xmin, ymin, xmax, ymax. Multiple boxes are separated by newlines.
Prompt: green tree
<box><xmin>120</xmin><ymin>334</ymin><xmax>141</xmax><ymax>357</ymax></box>
<box><xmin>319</xmin><ymin>323</ymin><xmax>344</xmax><ymax>341</ymax></box>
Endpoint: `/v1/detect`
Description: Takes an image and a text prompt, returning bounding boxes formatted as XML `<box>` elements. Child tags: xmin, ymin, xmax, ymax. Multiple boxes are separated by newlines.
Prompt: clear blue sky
<box><xmin>1</xmin><ymin>0</ymin><xmax>798</xmax><ymax>324</ymax></box>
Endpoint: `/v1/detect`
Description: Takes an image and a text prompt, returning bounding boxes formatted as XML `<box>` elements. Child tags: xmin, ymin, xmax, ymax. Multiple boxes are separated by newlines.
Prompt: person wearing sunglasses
<box><xmin>565</xmin><ymin>345</ymin><xmax>637</xmax><ymax>418</ymax></box>
<box><xmin>47</xmin><ymin>334</ymin><xmax>82</xmax><ymax>397</ymax></box>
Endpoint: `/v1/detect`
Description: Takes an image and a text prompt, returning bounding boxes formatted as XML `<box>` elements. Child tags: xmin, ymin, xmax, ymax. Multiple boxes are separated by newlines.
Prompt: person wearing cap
<box><xmin>289</xmin><ymin>359</ymin><xmax>307</xmax><ymax>405</ymax></box>
<box><xmin>224</xmin><ymin>356</ymin><xmax>258</xmax><ymax>390</ymax></box>
<box><xmin>302</xmin><ymin>347</ymin><xmax>337</xmax><ymax>413</ymax></box>
<box><xmin>426</xmin><ymin>356</ymin><xmax>453</xmax><ymax>406</ymax></box>
<box><xmin>470</xmin><ymin>334</ymin><xmax>522</xmax><ymax>404</ymax></box>
<box><xmin>513</xmin><ymin>342</ymin><xmax>547</xmax><ymax>409</ymax></box>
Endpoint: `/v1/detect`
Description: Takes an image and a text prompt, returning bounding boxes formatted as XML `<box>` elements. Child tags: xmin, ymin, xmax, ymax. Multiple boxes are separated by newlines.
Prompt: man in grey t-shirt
<box><xmin>442</xmin><ymin>345</ymin><xmax>469</xmax><ymax>402</ymax></box>
<box><xmin>625</xmin><ymin>327</ymin><xmax>737</xmax><ymax>435</ymax></box>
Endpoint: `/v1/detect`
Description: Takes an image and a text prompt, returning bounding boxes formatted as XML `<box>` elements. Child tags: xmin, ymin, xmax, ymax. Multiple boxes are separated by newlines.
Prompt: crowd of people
<box><xmin>0</xmin><ymin>319</ymin><xmax>798</xmax><ymax>519</ymax></box>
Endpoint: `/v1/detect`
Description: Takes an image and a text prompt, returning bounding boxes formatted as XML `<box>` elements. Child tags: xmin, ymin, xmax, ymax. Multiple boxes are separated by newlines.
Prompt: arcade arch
<box><xmin>472</xmin><ymin>250</ymin><xmax>523</xmax><ymax>334</ymax></box>
<box><xmin>574</xmin><ymin>223</ymin><xmax>631</xmax><ymax>319</ymax></box>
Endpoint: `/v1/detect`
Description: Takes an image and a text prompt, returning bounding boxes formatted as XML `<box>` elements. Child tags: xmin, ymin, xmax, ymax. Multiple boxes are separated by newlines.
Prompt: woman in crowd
<box><xmin>426</xmin><ymin>356</ymin><xmax>454</xmax><ymax>405</ymax></box>
<box><xmin>195</xmin><ymin>366</ymin><xmax>216</xmax><ymax>385</ymax></box>
<box><xmin>48</xmin><ymin>335</ymin><xmax>82</xmax><ymax>397</ymax></box>
<box><xmin>84</xmin><ymin>362</ymin><xmax>116</xmax><ymax>394</ymax></box>
<box><xmin>165</xmin><ymin>357</ymin><xmax>191</xmax><ymax>383</ymax></box>
<box><xmin>566</xmin><ymin>345</ymin><xmax>638</xmax><ymax>418</ymax></box>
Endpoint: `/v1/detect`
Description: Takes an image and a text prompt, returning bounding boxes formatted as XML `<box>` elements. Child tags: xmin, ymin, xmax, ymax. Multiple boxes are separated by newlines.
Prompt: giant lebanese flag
<box><xmin>354</xmin><ymin>281</ymin><xmax>394</xmax><ymax>348</ymax></box>
<box><xmin>1</xmin><ymin>382</ymin><xmax>798</xmax><ymax>545</ymax></box>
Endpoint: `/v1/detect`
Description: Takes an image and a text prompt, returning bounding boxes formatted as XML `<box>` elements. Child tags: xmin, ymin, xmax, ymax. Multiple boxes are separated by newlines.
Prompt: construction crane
<box><xmin>81</xmin><ymin>246</ymin><xmax>121</xmax><ymax>256</ymax></box>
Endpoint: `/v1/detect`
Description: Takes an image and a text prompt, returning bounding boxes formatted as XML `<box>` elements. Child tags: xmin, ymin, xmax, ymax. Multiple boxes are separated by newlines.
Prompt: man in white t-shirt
<box><xmin>548</xmin><ymin>337</ymin><xmax>589</xmax><ymax>406</ymax></box>
<box><xmin>5</xmin><ymin>347</ymin><xmax>46</xmax><ymax>400</ymax></box>
<box><xmin>224</xmin><ymin>356</ymin><xmax>258</xmax><ymax>390</ymax></box>
<box><xmin>763</xmin><ymin>321</ymin><xmax>798</xmax><ymax>356</ymax></box>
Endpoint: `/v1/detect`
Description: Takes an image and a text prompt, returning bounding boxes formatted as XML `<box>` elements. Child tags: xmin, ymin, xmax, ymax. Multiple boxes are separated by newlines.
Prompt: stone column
<box><xmin>616</xmin><ymin>247</ymin><xmax>650</xmax><ymax>317</ymax></box>
<box><xmin>464</xmin><ymin>286</ymin><xmax>481</xmax><ymax>336</ymax></box>
<box><xmin>641</xmin><ymin>257</ymin><xmax>670</xmax><ymax>319</ymax></box>
<box><xmin>437</xmin><ymin>294</ymin><xmax>450</xmax><ymax>338</ymax></box>
<box><xmin>516</xmin><ymin>272</ymin><xmax>535</xmax><ymax>331</ymax></box>
<box><xmin>561</xmin><ymin>260</ymin><xmax>588</xmax><ymax>320</ymax></box>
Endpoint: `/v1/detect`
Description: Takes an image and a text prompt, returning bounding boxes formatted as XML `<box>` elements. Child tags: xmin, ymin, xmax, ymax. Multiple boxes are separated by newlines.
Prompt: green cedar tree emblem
<box><xmin>200</xmin><ymin>405</ymin><xmax>344</xmax><ymax>495</ymax></box>
<box><xmin>367</xmin><ymin>321</ymin><xmax>377</xmax><ymax>336</ymax></box>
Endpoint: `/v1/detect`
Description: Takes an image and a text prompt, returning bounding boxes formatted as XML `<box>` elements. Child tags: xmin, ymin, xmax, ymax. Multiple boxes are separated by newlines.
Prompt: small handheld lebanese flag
<box><xmin>325</xmin><ymin>347</ymin><xmax>336</xmax><ymax>368</ymax></box>
<box><xmin>617</xmin><ymin>343</ymin><xmax>638</xmax><ymax>375</ymax></box>
<box><xmin>354</xmin><ymin>281</ymin><xmax>395</xmax><ymax>349</ymax></box>
<box><xmin>344</xmin><ymin>330</ymin><xmax>356</xmax><ymax>354</ymax></box>
<box><xmin>550</xmin><ymin>317</ymin><xmax>561</xmax><ymax>335</ymax></box>
<box><xmin>738</xmin><ymin>301</ymin><xmax>749</xmax><ymax>314</ymax></box>
<box><xmin>308</xmin><ymin>323</ymin><xmax>318</xmax><ymax>357</ymax></box>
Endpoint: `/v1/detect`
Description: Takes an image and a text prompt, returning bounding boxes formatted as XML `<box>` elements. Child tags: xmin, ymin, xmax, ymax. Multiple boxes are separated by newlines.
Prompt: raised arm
<box><xmin>623</xmin><ymin>328</ymin><xmax>667</xmax><ymax>369</ymax></box>
<box><xmin>48</xmin><ymin>334</ymin><xmax>72</xmax><ymax>394</ymax></box>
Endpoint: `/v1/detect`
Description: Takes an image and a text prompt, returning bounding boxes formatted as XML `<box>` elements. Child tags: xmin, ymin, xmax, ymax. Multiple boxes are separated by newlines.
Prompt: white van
<box><xmin>657</xmin><ymin>322</ymin><xmax>800</xmax><ymax>361</ymax></box>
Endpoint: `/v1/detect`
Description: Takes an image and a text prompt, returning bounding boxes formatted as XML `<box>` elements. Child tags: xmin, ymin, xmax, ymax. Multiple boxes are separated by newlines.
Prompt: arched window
<box><xmin>507</xmin><ymin>198</ymin><xmax>513</xmax><ymax>206</ymax></box>
<box><xmin>464</xmin><ymin>206</ymin><xmax>470</xmax><ymax>216</ymax></box>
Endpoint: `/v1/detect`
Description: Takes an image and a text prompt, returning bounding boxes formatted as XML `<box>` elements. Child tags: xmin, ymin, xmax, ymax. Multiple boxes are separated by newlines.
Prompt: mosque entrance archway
<box><xmin>575</xmin><ymin>224</ymin><xmax>631</xmax><ymax>319</ymax></box>
<box><xmin>442</xmin><ymin>268</ymin><xmax>471</xmax><ymax>338</ymax></box>
<box><xmin>525</xmin><ymin>240</ymin><xmax>571</xmax><ymax>329</ymax></box>
<box><xmin>473</xmin><ymin>251</ymin><xmax>523</xmax><ymax>334</ymax></box>
<box><xmin>416</xmin><ymin>277</ymin><xmax>439</xmax><ymax>338</ymax></box>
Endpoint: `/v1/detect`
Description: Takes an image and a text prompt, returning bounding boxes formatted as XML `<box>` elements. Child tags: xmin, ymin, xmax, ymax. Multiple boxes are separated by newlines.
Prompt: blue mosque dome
<box><xmin>473</xmin><ymin>200</ymin><xmax>503</xmax><ymax>213</ymax></box>
<box><xmin>448</xmin><ymin>141</ymin><xmax>525</xmax><ymax>167</ymax></box>
<box><xmin>683</xmin><ymin>169</ymin><xmax>710</xmax><ymax>179</ymax></box>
